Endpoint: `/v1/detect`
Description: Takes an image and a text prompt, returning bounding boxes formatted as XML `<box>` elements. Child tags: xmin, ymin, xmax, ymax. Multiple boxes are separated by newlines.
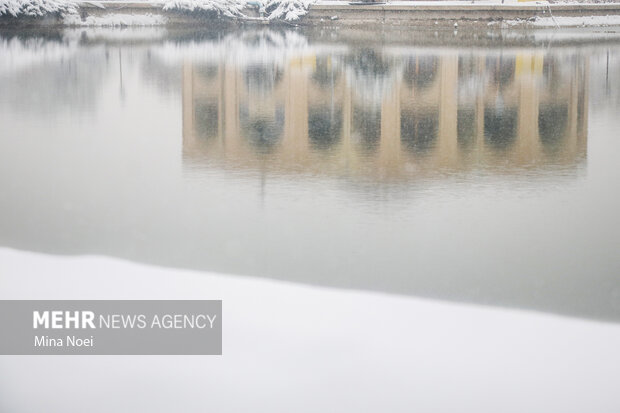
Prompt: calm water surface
<box><xmin>1</xmin><ymin>28</ymin><xmax>619</xmax><ymax>321</ymax></box>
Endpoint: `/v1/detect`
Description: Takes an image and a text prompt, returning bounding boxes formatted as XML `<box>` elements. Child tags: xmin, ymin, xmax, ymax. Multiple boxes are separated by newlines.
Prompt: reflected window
<box><xmin>245</xmin><ymin>65</ymin><xmax>282</xmax><ymax>96</ymax></box>
<box><xmin>346</xmin><ymin>49</ymin><xmax>391</xmax><ymax>77</ymax></box>
<box><xmin>457</xmin><ymin>108</ymin><xmax>477</xmax><ymax>151</ymax></box>
<box><xmin>403</xmin><ymin>56</ymin><xmax>438</xmax><ymax>89</ymax></box>
<box><xmin>486</xmin><ymin>56</ymin><xmax>515</xmax><ymax>89</ymax></box>
<box><xmin>240</xmin><ymin>64</ymin><xmax>284</xmax><ymax>154</ymax></box>
<box><xmin>539</xmin><ymin>104</ymin><xmax>568</xmax><ymax>153</ymax></box>
<box><xmin>240</xmin><ymin>105</ymin><xmax>285</xmax><ymax>154</ymax></box>
<box><xmin>458</xmin><ymin>56</ymin><xmax>477</xmax><ymax>78</ymax></box>
<box><xmin>196</xmin><ymin>65</ymin><xmax>218</xmax><ymax>80</ymax></box>
<box><xmin>458</xmin><ymin>56</ymin><xmax>480</xmax><ymax>107</ymax></box>
<box><xmin>194</xmin><ymin>102</ymin><xmax>219</xmax><ymax>141</ymax></box>
<box><xmin>484</xmin><ymin>107</ymin><xmax>517</xmax><ymax>150</ymax></box>
<box><xmin>542</xmin><ymin>58</ymin><xmax>565</xmax><ymax>91</ymax></box>
<box><xmin>400</xmin><ymin>110</ymin><xmax>438</xmax><ymax>155</ymax></box>
<box><xmin>309</xmin><ymin>106</ymin><xmax>342</xmax><ymax>151</ymax></box>
<box><xmin>352</xmin><ymin>106</ymin><xmax>381</xmax><ymax>154</ymax></box>
<box><xmin>312</xmin><ymin>58</ymin><xmax>340</xmax><ymax>89</ymax></box>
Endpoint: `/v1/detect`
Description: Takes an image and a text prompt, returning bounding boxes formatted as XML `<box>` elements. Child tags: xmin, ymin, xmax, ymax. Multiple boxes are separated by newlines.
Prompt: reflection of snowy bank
<box><xmin>0</xmin><ymin>34</ymin><xmax>108</xmax><ymax>114</ymax></box>
<box><xmin>63</xmin><ymin>12</ymin><xmax>167</xmax><ymax>26</ymax></box>
<box><xmin>0</xmin><ymin>36</ymin><xmax>77</xmax><ymax>76</ymax></box>
<box><xmin>1</xmin><ymin>247</ymin><xmax>620</xmax><ymax>412</ymax></box>
<box><xmin>63</xmin><ymin>26</ymin><xmax>167</xmax><ymax>41</ymax></box>
<box><xmin>345</xmin><ymin>49</ymin><xmax>401</xmax><ymax>110</ymax></box>
<box><xmin>149</xmin><ymin>29</ymin><xmax>323</xmax><ymax>68</ymax></box>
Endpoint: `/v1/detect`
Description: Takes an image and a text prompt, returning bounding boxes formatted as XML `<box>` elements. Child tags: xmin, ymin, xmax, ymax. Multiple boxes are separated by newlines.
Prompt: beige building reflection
<box><xmin>182</xmin><ymin>49</ymin><xmax>588</xmax><ymax>180</ymax></box>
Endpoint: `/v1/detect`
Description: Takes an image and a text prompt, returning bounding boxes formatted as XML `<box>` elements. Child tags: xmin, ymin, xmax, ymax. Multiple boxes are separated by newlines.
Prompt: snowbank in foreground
<box><xmin>1</xmin><ymin>247</ymin><xmax>620</xmax><ymax>412</ymax></box>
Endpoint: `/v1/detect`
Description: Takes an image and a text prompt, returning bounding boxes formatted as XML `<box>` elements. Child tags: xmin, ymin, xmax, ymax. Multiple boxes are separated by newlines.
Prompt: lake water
<box><xmin>1</xmin><ymin>27</ymin><xmax>619</xmax><ymax>322</ymax></box>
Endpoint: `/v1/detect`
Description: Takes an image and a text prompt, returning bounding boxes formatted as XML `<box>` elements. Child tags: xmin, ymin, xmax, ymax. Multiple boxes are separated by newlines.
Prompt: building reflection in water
<box><xmin>182</xmin><ymin>46</ymin><xmax>588</xmax><ymax>180</ymax></box>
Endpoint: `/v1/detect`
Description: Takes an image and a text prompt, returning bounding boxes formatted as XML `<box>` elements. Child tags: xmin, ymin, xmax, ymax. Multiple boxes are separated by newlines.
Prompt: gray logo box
<box><xmin>0</xmin><ymin>300</ymin><xmax>222</xmax><ymax>355</ymax></box>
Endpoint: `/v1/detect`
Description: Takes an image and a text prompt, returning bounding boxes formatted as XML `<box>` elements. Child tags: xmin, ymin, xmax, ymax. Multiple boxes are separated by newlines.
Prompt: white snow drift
<box><xmin>1</xmin><ymin>247</ymin><xmax>620</xmax><ymax>412</ymax></box>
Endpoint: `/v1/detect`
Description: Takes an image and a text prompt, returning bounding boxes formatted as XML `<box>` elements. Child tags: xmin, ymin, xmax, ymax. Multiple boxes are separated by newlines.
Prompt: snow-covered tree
<box><xmin>0</xmin><ymin>0</ymin><xmax>76</xmax><ymax>17</ymax></box>
<box><xmin>1</xmin><ymin>0</ymin><xmax>315</xmax><ymax>21</ymax></box>
<box><xmin>163</xmin><ymin>0</ymin><xmax>249</xmax><ymax>19</ymax></box>
<box><xmin>263</xmin><ymin>0</ymin><xmax>314</xmax><ymax>21</ymax></box>
<box><xmin>164</xmin><ymin>0</ymin><xmax>315</xmax><ymax>21</ymax></box>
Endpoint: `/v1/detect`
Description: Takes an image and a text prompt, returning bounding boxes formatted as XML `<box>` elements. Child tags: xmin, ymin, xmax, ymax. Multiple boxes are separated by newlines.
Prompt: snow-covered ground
<box><xmin>1</xmin><ymin>247</ymin><xmax>620</xmax><ymax>412</ymax></box>
<box><xmin>501</xmin><ymin>14</ymin><xmax>620</xmax><ymax>27</ymax></box>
